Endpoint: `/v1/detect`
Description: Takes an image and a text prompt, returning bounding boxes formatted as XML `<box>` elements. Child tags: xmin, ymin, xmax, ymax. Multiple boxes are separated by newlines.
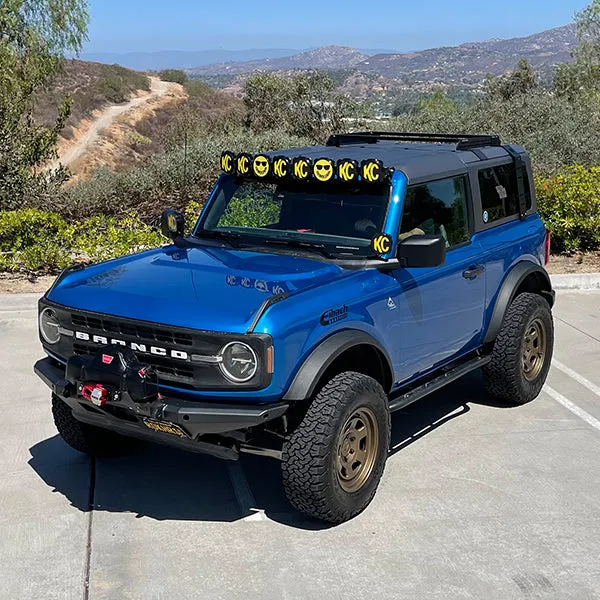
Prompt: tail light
<box><xmin>544</xmin><ymin>228</ymin><xmax>551</xmax><ymax>267</ymax></box>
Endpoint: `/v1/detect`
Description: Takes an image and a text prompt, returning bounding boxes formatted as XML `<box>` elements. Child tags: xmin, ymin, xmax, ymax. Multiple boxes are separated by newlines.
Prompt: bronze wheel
<box><xmin>282</xmin><ymin>372</ymin><xmax>390</xmax><ymax>523</ymax></box>
<box><xmin>483</xmin><ymin>293</ymin><xmax>554</xmax><ymax>406</ymax></box>
<box><xmin>336</xmin><ymin>406</ymin><xmax>379</xmax><ymax>493</ymax></box>
<box><xmin>522</xmin><ymin>317</ymin><xmax>547</xmax><ymax>382</ymax></box>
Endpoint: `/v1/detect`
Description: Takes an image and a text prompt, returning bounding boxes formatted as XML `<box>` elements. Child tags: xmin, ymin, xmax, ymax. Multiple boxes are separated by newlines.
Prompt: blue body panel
<box><xmin>46</xmin><ymin>170</ymin><xmax>548</xmax><ymax>405</ymax></box>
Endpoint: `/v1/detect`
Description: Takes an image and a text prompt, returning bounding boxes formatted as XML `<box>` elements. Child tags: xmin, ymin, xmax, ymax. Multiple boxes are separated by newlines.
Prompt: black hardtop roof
<box><xmin>267</xmin><ymin>132</ymin><xmax>526</xmax><ymax>185</ymax></box>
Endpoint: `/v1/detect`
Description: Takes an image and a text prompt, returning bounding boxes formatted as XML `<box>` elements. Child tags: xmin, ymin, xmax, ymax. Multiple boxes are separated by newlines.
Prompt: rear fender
<box><xmin>484</xmin><ymin>261</ymin><xmax>554</xmax><ymax>345</ymax></box>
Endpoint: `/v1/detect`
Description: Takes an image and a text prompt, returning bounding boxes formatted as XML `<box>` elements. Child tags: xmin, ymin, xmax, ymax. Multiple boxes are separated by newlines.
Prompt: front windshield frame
<box><xmin>194</xmin><ymin>175</ymin><xmax>393</xmax><ymax>258</ymax></box>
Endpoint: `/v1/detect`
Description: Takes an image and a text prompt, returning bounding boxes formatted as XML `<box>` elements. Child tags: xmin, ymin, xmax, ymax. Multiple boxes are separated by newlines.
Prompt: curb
<box><xmin>551</xmin><ymin>273</ymin><xmax>600</xmax><ymax>291</ymax></box>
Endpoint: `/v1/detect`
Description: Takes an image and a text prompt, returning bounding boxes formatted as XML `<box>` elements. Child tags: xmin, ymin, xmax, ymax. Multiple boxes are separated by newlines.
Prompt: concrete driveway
<box><xmin>1</xmin><ymin>290</ymin><xmax>599</xmax><ymax>599</ymax></box>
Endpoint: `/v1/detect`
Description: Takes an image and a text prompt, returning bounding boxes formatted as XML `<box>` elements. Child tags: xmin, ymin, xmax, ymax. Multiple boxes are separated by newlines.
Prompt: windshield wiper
<box><xmin>193</xmin><ymin>229</ymin><xmax>242</xmax><ymax>247</ymax></box>
<box><xmin>262</xmin><ymin>238</ymin><xmax>336</xmax><ymax>259</ymax></box>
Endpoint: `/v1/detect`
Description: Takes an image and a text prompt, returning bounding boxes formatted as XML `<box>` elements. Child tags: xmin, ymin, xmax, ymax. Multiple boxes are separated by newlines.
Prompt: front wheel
<box><xmin>483</xmin><ymin>292</ymin><xmax>554</xmax><ymax>405</ymax></box>
<box><xmin>52</xmin><ymin>395</ymin><xmax>134</xmax><ymax>457</ymax></box>
<box><xmin>281</xmin><ymin>372</ymin><xmax>391</xmax><ymax>524</ymax></box>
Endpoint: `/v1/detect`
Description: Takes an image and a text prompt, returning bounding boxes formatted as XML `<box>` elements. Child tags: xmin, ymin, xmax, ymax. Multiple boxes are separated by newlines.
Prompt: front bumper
<box><xmin>35</xmin><ymin>357</ymin><xmax>288</xmax><ymax>460</ymax></box>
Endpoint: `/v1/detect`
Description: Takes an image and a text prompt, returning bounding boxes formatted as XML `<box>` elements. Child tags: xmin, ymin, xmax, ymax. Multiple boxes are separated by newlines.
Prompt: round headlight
<box><xmin>219</xmin><ymin>341</ymin><xmax>258</xmax><ymax>383</ymax></box>
<box><xmin>40</xmin><ymin>307</ymin><xmax>61</xmax><ymax>344</ymax></box>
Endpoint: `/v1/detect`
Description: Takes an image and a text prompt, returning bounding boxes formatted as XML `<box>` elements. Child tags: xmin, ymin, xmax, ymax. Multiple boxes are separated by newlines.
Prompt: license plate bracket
<box><xmin>142</xmin><ymin>417</ymin><xmax>189</xmax><ymax>438</ymax></box>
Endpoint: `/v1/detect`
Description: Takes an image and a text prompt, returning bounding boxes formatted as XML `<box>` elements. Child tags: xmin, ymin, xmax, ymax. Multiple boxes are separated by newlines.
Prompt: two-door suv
<box><xmin>35</xmin><ymin>132</ymin><xmax>555</xmax><ymax>523</ymax></box>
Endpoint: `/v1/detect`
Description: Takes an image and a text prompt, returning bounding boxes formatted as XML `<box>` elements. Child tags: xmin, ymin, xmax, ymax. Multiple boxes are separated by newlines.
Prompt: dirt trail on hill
<box><xmin>51</xmin><ymin>77</ymin><xmax>177</xmax><ymax>170</ymax></box>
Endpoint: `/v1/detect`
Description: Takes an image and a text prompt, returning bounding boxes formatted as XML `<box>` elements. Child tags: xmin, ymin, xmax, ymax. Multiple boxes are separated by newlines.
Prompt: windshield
<box><xmin>197</xmin><ymin>177</ymin><xmax>391</xmax><ymax>257</ymax></box>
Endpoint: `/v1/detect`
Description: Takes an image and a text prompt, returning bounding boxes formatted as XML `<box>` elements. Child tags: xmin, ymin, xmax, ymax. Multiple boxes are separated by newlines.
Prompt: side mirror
<box><xmin>161</xmin><ymin>209</ymin><xmax>185</xmax><ymax>241</ymax></box>
<box><xmin>397</xmin><ymin>234</ymin><xmax>446</xmax><ymax>268</ymax></box>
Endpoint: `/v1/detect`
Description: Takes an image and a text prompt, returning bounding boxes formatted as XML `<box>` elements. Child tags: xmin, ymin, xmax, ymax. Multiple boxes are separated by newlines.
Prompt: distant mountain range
<box><xmin>188</xmin><ymin>24</ymin><xmax>578</xmax><ymax>84</ymax></box>
<box><xmin>189</xmin><ymin>46</ymin><xmax>369</xmax><ymax>75</ymax></box>
<box><xmin>79</xmin><ymin>49</ymin><xmax>300</xmax><ymax>70</ymax></box>
<box><xmin>79</xmin><ymin>48</ymin><xmax>399</xmax><ymax>71</ymax></box>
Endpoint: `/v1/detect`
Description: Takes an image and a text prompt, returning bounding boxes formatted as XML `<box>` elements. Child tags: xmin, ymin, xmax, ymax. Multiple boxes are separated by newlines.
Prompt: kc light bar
<box><xmin>220</xmin><ymin>151</ymin><xmax>392</xmax><ymax>185</ymax></box>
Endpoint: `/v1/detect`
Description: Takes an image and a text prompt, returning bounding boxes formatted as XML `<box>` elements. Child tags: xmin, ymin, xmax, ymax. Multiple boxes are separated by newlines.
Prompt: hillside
<box><xmin>39</xmin><ymin>62</ymin><xmax>243</xmax><ymax>181</ymax></box>
<box><xmin>358</xmin><ymin>24</ymin><xmax>577</xmax><ymax>84</ymax></box>
<box><xmin>191</xmin><ymin>25</ymin><xmax>578</xmax><ymax>85</ymax></box>
<box><xmin>80</xmin><ymin>48</ymin><xmax>301</xmax><ymax>71</ymax></box>
<box><xmin>35</xmin><ymin>60</ymin><xmax>151</xmax><ymax>138</ymax></box>
<box><xmin>189</xmin><ymin>46</ymin><xmax>369</xmax><ymax>76</ymax></box>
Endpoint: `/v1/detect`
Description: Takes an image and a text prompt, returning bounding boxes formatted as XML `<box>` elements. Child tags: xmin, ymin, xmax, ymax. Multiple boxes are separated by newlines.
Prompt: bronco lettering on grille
<box><xmin>74</xmin><ymin>331</ymin><xmax>189</xmax><ymax>361</ymax></box>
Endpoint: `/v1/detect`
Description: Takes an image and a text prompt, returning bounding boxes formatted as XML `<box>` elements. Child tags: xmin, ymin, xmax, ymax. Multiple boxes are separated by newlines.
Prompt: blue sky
<box><xmin>84</xmin><ymin>0</ymin><xmax>588</xmax><ymax>53</ymax></box>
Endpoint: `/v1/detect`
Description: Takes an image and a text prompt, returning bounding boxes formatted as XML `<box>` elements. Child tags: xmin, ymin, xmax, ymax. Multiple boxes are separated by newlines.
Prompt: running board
<box><xmin>388</xmin><ymin>355</ymin><xmax>491</xmax><ymax>413</ymax></box>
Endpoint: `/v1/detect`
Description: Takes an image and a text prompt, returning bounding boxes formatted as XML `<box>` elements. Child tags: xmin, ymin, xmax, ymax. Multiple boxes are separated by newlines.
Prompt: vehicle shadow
<box><xmin>28</xmin><ymin>371</ymin><xmax>501</xmax><ymax>530</ymax></box>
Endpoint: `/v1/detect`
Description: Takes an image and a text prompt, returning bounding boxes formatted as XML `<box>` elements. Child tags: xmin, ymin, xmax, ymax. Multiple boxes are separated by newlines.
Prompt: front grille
<box><xmin>42</xmin><ymin>302</ymin><xmax>273</xmax><ymax>392</ymax></box>
<box><xmin>73</xmin><ymin>342</ymin><xmax>195</xmax><ymax>383</ymax></box>
<box><xmin>71</xmin><ymin>314</ymin><xmax>193</xmax><ymax>347</ymax></box>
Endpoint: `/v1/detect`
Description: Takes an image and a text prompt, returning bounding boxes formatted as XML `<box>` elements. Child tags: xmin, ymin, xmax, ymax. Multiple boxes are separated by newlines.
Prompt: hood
<box><xmin>47</xmin><ymin>245</ymin><xmax>352</xmax><ymax>333</ymax></box>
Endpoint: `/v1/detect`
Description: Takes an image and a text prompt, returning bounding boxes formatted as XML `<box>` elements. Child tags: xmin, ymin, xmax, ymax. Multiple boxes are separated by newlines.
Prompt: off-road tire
<box><xmin>483</xmin><ymin>292</ymin><xmax>554</xmax><ymax>405</ymax></box>
<box><xmin>52</xmin><ymin>394</ymin><xmax>134</xmax><ymax>457</ymax></box>
<box><xmin>281</xmin><ymin>372</ymin><xmax>391</xmax><ymax>523</ymax></box>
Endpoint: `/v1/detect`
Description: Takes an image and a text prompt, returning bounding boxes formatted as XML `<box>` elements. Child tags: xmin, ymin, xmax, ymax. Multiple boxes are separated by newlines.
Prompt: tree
<box><xmin>244</xmin><ymin>71</ymin><xmax>360</xmax><ymax>143</ymax></box>
<box><xmin>0</xmin><ymin>0</ymin><xmax>89</xmax><ymax>210</ymax></box>
<box><xmin>485</xmin><ymin>59</ymin><xmax>537</xmax><ymax>101</ymax></box>
<box><xmin>554</xmin><ymin>0</ymin><xmax>600</xmax><ymax>100</ymax></box>
<box><xmin>576</xmin><ymin>0</ymin><xmax>600</xmax><ymax>63</ymax></box>
<box><xmin>244</xmin><ymin>73</ymin><xmax>293</xmax><ymax>133</ymax></box>
<box><xmin>415</xmin><ymin>88</ymin><xmax>458</xmax><ymax>114</ymax></box>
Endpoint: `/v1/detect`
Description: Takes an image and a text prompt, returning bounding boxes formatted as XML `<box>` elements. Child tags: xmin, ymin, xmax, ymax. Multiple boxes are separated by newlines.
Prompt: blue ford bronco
<box><xmin>35</xmin><ymin>132</ymin><xmax>555</xmax><ymax>523</ymax></box>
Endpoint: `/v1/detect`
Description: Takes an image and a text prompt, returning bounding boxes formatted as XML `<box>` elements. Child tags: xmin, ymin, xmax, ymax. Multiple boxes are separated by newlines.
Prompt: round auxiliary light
<box><xmin>219</xmin><ymin>341</ymin><xmax>258</xmax><ymax>383</ymax></box>
<box><xmin>39</xmin><ymin>307</ymin><xmax>61</xmax><ymax>344</ymax></box>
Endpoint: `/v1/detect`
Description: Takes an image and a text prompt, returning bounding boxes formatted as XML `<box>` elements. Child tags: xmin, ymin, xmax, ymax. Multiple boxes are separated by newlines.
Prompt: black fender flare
<box><xmin>283</xmin><ymin>330</ymin><xmax>394</xmax><ymax>401</ymax></box>
<box><xmin>483</xmin><ymin>261</ymin><xmax>554</xmax><ymax>345</ymax></box>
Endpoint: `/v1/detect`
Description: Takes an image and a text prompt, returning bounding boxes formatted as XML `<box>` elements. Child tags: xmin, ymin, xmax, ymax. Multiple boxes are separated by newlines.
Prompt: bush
<box><xmin>0</xmin><ymin>209</ymin><xmax>71</xmax><ymax>272</ymax></box>
<box><xmin>96</xmin><ymin>64</ymin><xmax>150</xmax><ymax>103</ymax></box>
<box><xmin>390</xmin><ymin>91</ymin><xmax>600</xmax><ymax>176</ymax></box>
<box><xmin>244</xmin><ymin>72</ymin><xmax>362</xmax><ymax>143</ymax></box>
<box><xmin>0</xmin><ymin>209</ymin><xmax>164</xmax><ymax>273</ymax></box>
<box><xmin>159</xmin><ymin>69</ymin><xmax>187</xmax><ymax>85</ymax></box>
<box><xmin>56</xmin><ymin>129</ymin><xmax>310</xmax><ymax>221</ymax></box>
<box><xmin>536</xmin><ymin>165</ymin><xmax>600</xmax><ymax>252</ymax></box>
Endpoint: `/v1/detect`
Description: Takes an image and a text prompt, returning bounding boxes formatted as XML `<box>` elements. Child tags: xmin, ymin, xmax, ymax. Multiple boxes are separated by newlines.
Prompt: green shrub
<box><xmin>219</xmin><ymin>183</ymin><xmax>280</xmax><ymax>228</ymax></box>
<box><xmin>390</xmin><ymin>91</ymin><xmax>600</xmax><ymax>177</ymax></box>
<box><xmin>159</xmin><ymin>69</ymin><xmax>187</xmax><ymax>85</ymax></box>
<box><xmin>96</xmin><ymin>64</ymin><xmax>150</xmax><ymax>104</ymax></box>
<box><xmin>57</xmin><ymin>129</ymin><xmax>310</xmax><ymax>221</ymax></box>
<box><xmin>0</xmin><ymin>209</ymin><xmax>164</xmax><ymax>273</ymax></box>
<box><xmin>0</xmin><ymin>209</ymin><xmax>71</xmax><ymax>272</ymax></box>
<box><xmin>69</xmin><ymin>214</ymin><xmax>164</xmax><ymax>263</ymax></box>
<box><xmin>536</xmin><ymin>165</ymin><xmax>600</xmax><ymax>252</ymax></box>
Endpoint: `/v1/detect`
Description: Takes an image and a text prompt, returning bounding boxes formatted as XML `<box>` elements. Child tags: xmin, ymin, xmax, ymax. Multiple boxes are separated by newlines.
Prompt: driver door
<box><xmin>383</xmin><ymin>175</ymin><xmax>486</xmax><ymax>383</ymax></box>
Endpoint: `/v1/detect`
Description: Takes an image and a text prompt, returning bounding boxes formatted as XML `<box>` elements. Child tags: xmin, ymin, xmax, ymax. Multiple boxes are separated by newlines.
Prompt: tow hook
<box><xmin>81</xmin><ymin>383</ymin><xmax>110</xmax><ymax>407</ymax></box>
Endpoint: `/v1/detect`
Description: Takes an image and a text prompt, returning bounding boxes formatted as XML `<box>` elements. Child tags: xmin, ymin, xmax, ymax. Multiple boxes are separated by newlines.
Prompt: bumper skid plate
<box><xmin>34</xmin><ymin>356</ymin><xmax>288</xmax><ymax>460</ymax></box>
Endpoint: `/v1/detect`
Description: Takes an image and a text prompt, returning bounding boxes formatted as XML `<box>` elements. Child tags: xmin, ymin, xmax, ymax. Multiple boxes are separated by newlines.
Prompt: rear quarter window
<box><xmin>478</xmin><ymin>163</ymin><xmax>532</xmax><ymax>224</ymax></box>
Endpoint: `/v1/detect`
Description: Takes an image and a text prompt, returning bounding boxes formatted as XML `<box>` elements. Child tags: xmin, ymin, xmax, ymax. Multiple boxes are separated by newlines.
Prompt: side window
<box><xmin>400</xmin><ymin>176</ymin><xmax>469</xmax><ymax>248</ymax></box>
<box><xmin>478</xmin><ymin>163</ymin><xmax>532</xmax><ymax>223</ymax></box>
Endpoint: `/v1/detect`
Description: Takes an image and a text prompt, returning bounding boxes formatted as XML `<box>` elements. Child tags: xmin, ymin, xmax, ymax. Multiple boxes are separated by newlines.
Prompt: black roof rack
<box><xmin>326</xmin><ymin>131</ymin><xmax>502</xmax><ymax>152</ymax></box>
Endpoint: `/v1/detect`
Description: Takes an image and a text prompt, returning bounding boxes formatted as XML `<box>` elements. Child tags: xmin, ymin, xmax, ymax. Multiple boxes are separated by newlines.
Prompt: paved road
<box><xmin>1</xmin><ymin>291</ymin><xmax>599</xmax><ymax>599</ymax></box>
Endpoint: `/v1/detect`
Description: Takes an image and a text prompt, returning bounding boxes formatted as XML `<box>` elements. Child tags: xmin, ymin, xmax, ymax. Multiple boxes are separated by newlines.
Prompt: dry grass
<box><xmin>35</xmin><ymin>59</ymin><xmax>150</xmax><ymax>139</ymax></box>
<box><xmin>66</xmin><ymin>80</ymin><xmax>188</xmax><ymax>182</ymax></box>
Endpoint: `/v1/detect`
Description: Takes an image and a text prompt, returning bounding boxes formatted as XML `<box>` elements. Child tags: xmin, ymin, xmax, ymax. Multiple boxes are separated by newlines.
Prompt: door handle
<box><xmin>463</xmin><ymin>265</ymin><xmax>485</xmax><ymax>279</ymax></box>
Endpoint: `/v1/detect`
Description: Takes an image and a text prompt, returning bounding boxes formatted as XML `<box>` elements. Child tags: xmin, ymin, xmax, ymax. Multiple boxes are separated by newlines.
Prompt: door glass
<box><xmin>401</xmin><ymin>176</ymin><xmax>469</xmax><ymax>248</ymax></box>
